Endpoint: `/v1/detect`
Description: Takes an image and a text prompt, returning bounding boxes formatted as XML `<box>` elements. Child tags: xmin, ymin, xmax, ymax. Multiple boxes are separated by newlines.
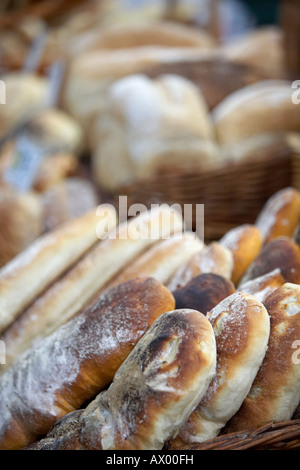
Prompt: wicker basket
<box><xmin>174</xmin><ymin>419</ymin><xmax>300</xmax><ymax>450</ymax></box>
<box><xmin>117</xmin><ymin>135</ymin><xmax>300</xmax><ymax>242</ymax></box>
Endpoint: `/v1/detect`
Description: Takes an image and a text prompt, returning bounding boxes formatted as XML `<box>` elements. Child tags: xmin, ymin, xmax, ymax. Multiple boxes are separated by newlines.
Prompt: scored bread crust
<box><xmin>0</xmin><ymin>277</ymin><xmax>175</xmax><ymax>450</ymax></box>
<box><xmin>224</xmin><ymin>283</ymin><xmax>300</xmax><ymax>433</ymax></box>
<box><xmin>168</xmin><ymin>291</ymin><xmax>270</xmax><ymax>447</ymax></box>
<box><xmin>26</xmin><ymin>308</ymin><xmax>217</xmax><ymax>450</ymax></box>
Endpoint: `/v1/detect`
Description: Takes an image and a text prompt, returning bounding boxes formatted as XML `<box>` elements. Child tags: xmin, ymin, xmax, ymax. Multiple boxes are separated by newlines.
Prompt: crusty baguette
<box><xmin>167</xmin><ymin>241</ymin><xmax>233</xmax><ymax>291</ymax></box>
<box><xmin>0</xmin><ymin>206</ymin><xmax>183</xmax><ymax>371</ymax></box>
<box><xmin>224</xmin><ymin>283</ymin><xmax>300</xmax><ymax>433</ymax></box>
<box><xmin>173</xmin><ymin>273</ymin><xmax>235</xmax><ymax>314</ymax></box>
<box><xmin>0</xmin><ymin>277</ymin><xmax>175</xmax><ymax>450</ymax></box>
<box><xmin>255</xmin><ymin>187</ymin><xmax>300</xmax><ymax>244</ymax></box>
<box><xmin>0</xmin><ymin>206</ymin><xmax>116</xmax><ymax>334</ymax></box>
<box><xmin>219</xmin><ymin>224</ymin><xmax>263</xmax><ymax>285</ymax></box>
<box><xmin>240</xmin><ymin>236</ymin><xmax>300</xmax><ymax>286</ymax></box>
<box><xmin>237</xmin><ymin>268</ymin><xmax>285</xmax><ymax>303</ymax></box>
<box><xmin>168</xmin><ymin>292</ymin><xmax>270</xmax><ymax>447</ymax></box>
<box><xmin>104</xmin><ymin>232</ymin><xmax>203</xmax><ymax>290</ymax></box>
<box><xmin>26</xmin><ymin>308</ymin><xmax>217</xmax><ymax>450</ymax></box>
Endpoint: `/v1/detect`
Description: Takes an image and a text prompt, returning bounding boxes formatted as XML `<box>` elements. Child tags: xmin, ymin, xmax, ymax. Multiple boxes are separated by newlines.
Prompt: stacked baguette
<box><xmin>0</xmin><ymin>187</ymin><xmax>300</xmax><ymax>450</ymax></box>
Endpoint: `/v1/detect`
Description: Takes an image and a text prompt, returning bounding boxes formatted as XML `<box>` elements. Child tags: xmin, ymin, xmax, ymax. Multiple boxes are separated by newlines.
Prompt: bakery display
<box><xmin>1</xmin><ymin>0</ymin><xmax>300</xmax><ymax>452</ymax></box>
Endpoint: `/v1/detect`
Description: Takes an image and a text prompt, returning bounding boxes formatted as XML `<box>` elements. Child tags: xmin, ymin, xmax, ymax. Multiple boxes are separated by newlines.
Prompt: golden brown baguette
<box><xmin>224</xmin><ymin>283</ymin><xmax>300</xmax><ymax>433</ymax></box>
<box><xmin>219</xmin><ymin>224</ymin><xmax>263</xmax><ymax>285</ymax></box>
<box><xmin>104</xmin><ymin>232</ymin><xmax>203</xmax><ymax>290</ymax></box>
<box><xmin>167</xmin><ymin>241</ymin><xmax>233</xmax><ymax>291</ymax></box>
<box><xmin>0</xmin><ymin>206</ymin><xmax>183</xmax><ymax>371</ymax></box>
<box><xmin>0</xmin><ymin>277</ymin><xmax>175</xmax><ymax>450</ymax></box>
<box><xmin>237</xmin><ymin>268</ymin><xmax>285</xmax><ymax>303</ymax></box>
<box><xmin>168</xmin><ymin>292</ymin><xmax>270</xmax><ymax>447</ymax></box>
<box><xmin>255</xmin><ymin>187</ymin><xmax>300</xmax><ymax>244</ymax></box>
<box><xmin>240</xmin><ymin>236</ymin><xmax>300</xmax><ymax>286</ymax></box>
<box><xmin>0</xmin><ymin>206</ymin><xmax>116</xmax><ymax>334</ymax></box>
<box><xmin>26</xmin><ymin>308</ymin><xmax>217</xmax><ymax>450</ymax></box>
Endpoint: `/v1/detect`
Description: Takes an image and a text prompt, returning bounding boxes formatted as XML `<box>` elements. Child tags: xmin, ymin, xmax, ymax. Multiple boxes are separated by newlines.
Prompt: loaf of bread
<box><xmin>240</xmin><ymin>236</ymin><xmax>300</xmax><ymax>286</ymax></box>
<box><xmin>173</xmin><ymin>273</ymin><xmax>235</xmax><ymax>314</ymax></box>
<box><xmin>224</xmin><ymin>283</ymin><xmax>300</xmax><ymax>433</ymax></box>
<box><xmin>104</xmin><ymin>232</ymin><xmax>203</xmax><ymax>290</ymax></box>
<box><xmin>92</xmin><ymin>73</ymin><xmax>220</xmax><ymax>191</ymax></box>
<box><xmin>0</xmin><ymin>187</ymin><xmax>43</xmax><ymax>268</ymax></box>
<box><xmin>168</xmin><ymin>292</ymin><xmax>270</xmax><ymax>447</ymax></box>
<box><xmin>167</xmin><ymin>241</ymin><xmax>233</xmax><ymax>291</ymax></box>
<box><xmin>219</xmin><ymin>224</ymin><xmax>263</xmax><ymax>285</ymax></box>
<box><xmin>237</xmin><ymin>268</ymin><xmax>285</xmax><ymax>303</ymax></box>
<box><xmin>0</xmin><ymin>206</ymin><xmax>183</xmax><ymax>370</ymax></box>
<box><xmin>0</xmin><ymin>277</ymin><xmax>175</xmax><ymax>450</ymax></box>
<box><xmin>0</xmin><ymin>206</ymin><xmax>115</xmax><ymax>334</ymax></box>
<box><xmin>212</xmin><ymin>80</ymin><xmax>300</xmax><ymax>148</ymax></box>
<box><xmin>26</xmin><ymin>308</ymin><xmax>217</xmax><ymax>450</ymax></box>
<box><xmin>255</xmin><ymin>187</ymin><xmax>300</xmax><ymax>244</ymax></box>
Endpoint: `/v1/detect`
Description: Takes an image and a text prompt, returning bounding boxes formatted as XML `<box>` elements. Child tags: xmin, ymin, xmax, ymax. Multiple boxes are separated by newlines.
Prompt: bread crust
<box><xmin>0</xmin><ymin>207</ymin><xmax>115</xmax><ymax>334</ymax></box>
<box><xmin>255</xmin><ymin>187</ymin><xmax>300</xmax><ymax>244</ymax></box>
<box><xmin>26</xmin><ymin>308</ymin><xmax>216</xmax><ymax>450</ymax></box>
<box><xmin>0</xmin><ymin>277</ymin><xmax>175</xmax><ymax>450</ymax></box>
<box><xmin>224</xmin><ymin>283</ymin><xmax>300</xmax><ymax>433</ymax></box>
<box><xmin>167</xmin><ymin>242</ymin><xmax>233</xmax><ymax>291</ymax></box>
<box><xmin>240</xmin><ymin>236</ymin><xmax>300</xmax><ymax>286</ymax></box>
<box><xmin>220</xmin><ymin>224</ymin><xmax>263</xmax><ymax>285</ymax></box>
<box><xmin>168</xmin><ymin>292</ymin><xmax>270</xmax><ymax>446</ymax></box>
<box><xmin>237</xmin><ymin>268</ymin><xmax>285</xmax><ymax>303</ymax></box>
<box><xmin>173</xmin><ymin>273</ymin><xmax>235</xmax><ymax>314</ymax></box>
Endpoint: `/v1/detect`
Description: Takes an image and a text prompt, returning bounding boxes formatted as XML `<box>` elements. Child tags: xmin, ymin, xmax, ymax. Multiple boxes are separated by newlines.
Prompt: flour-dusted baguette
<box><xmin>0</xmin><ymin>206</ymin><xmax>116</xmax><ymax>334</ymax></box>
<box><xmin>0</xmin><ymin>277</ymin><xmax>175</xmax><ymax>450</ymax></box>
<box><xmin>168</xmin><ymin>292</ymin><xmax>270</xmax><ymax>447</ymax></box>
<box><xmin>104</xmin><ymin>232</ymin><xmax>203</xmax><ymax>290</ymax></box>
<box><xmin>167</xmin><ymin>242</ymin><xmax>233</xmax><ymax>291</ymax></box>
<box><xmin>219</xmin><ymin>224</ymin><xmax>263</xmax><ymax>285</ymax></box>
<box><xmin>237</xmin><ymin>268</ymin><xmax>285</xmax><ymax>303</ymax></box>
<box><xmin>0</xmin><ymin>206</ymin><xmax>183</xmax><ymax>371</ymax></box>
<box><xmin>255</xmin><ymin>187</ymin><xmax>300</xmax><ymax>244</ymax></box>
<box><xmin>26</xmin><ymin>308</ymin><xmax>217</xmax><ymax>450</ymax></box>
<box><xmin>240</xmin><ymin>236</ymin><xmax>300</xmax><ymax>286</ymax></box>
<box><xmin>224</xmin><ymin>283</ymin><xmax>300</xmax><ymax>433</ymax></box>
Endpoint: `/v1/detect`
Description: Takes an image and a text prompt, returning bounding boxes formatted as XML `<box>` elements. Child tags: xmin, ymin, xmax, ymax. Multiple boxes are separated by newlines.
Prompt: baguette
<box><xmin>219</xmin><ymin>224</ymin><xmax>263</xmax><ymax>285</ymax></box>
<box><xmin>240</xmin><ymin>236</ymin><xmax>300</xmax><ymax>286</ymax></box>
<box><xmin>0</xmin><ymin>206</ymin><xmax>183</xmax><ymax>371</ymax></box>
<box><xmin>104</xmin><ymin>232</ymin><xmax>203</xmax><ymax>290</ymax></box>
<box><xmin>168</xmin><ymin>292</ymin><xmax>270</xmax><ymax>447</ymax></box>
<box><xmin>173</xmin><ymin>273</ymin><xmax>235</xmax><ymax>314</ymax></box>
<box><xmin>255</xmin><ymin>187</ymin><xmax>300</xmax><ymax>244</ymax></box>
<box><xmin>0</xmin><ymin>277</ymin><xmax>175</xmax><ymax>450</ymax></box>
<box><xmin>0</xmin><ymin>206</ymin><xmax>116</xmax><ymax>334</ymax></box>
<box><xmin>224</xmin><ymin>283</ymin><xmax>300</xmax><ymax>433</ymax></box>
<box><xmin>26</xmin><ymin>308</ymin><xmax>217</xmax><ymax>450</ymax></box>
<box><xmin>167</xmin><ymin>242</ymin><xmax>233</xmax><ymax>291</ymax></box>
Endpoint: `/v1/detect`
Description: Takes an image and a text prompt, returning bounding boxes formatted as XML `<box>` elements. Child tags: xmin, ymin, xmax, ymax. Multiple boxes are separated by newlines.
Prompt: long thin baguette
<box><xmin>0</xmin><ymin>205</ymin><xmax>117</xmax><ymax>334</ymax></box>
<box><xmin>1</xmin><ymin>206</ymin><xmax>184</xmax><ymax>372</ymax></box>
<box><xmin>0</xmin><ymin>277</ymin><xmax>175</xmax><ymax>450</ymax></box>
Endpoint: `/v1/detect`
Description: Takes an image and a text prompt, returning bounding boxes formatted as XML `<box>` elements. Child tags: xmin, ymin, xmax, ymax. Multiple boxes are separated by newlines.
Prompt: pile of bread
<box><xmin>0</xmin><ymin>185</ymin><xmax>299</xmax><ymax>450</ymax></box>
